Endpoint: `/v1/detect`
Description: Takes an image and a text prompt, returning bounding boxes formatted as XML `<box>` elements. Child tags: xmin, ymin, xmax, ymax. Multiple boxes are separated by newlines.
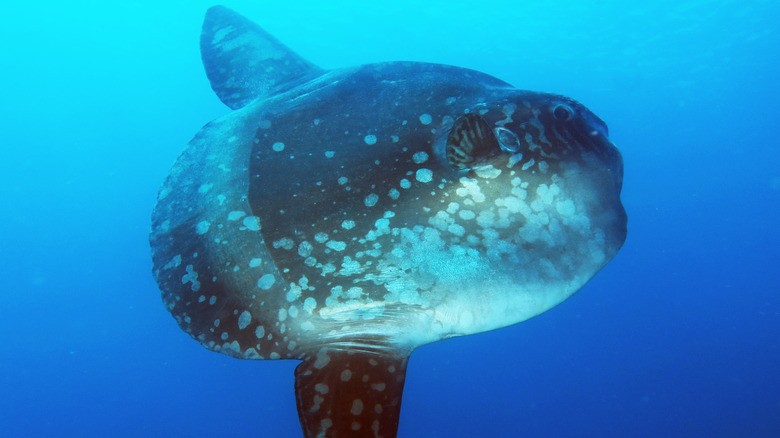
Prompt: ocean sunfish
<box><xmin>150</xmin><ymin>6</ymin><xmax>627</xmax><ymax>437</ymax></box>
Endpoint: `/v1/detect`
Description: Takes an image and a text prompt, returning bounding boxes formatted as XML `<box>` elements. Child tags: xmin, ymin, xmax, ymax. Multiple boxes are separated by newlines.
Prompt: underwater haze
<box><xmin>1</xmin><ymin>0</ymin><xmax>778</xmax><ymax>437</ymax></box>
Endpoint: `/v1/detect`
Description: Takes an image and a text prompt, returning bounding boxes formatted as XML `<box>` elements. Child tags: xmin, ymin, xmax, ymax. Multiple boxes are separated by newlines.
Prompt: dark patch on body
<box><xmin>249</xmin><ymin>63</ymin><xmax>508</xmax><ymax>305</ymax></box>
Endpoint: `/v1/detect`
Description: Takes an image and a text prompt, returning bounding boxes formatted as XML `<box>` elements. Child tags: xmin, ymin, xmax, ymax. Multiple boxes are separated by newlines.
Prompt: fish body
<box><xmin>150</xmin><ymin>6</ymin><xmax>627</xmax><ymax>437</ymax></box>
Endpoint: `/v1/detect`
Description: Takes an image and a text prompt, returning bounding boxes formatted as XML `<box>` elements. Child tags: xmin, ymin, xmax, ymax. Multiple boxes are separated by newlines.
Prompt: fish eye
<box><xmin>495</xmin><ymin>127</ymin><xmax>521</xmax><ymax>152</ymax></box>
<box><xmin>553</xmin><ymin>104</ymin><xmax>574</xmax><ymax>121</ymax></box>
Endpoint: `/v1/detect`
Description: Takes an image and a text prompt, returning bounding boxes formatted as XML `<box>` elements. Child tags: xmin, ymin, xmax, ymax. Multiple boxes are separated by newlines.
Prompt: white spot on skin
<box><xmin>415</xmin><ymin>168</ymin><xmax>433</xmax><ymax>183</ymax></box>
<box><xmin>255</xmin><ymin>325</ymin><xmax>265</xmax><ymax>338</ymax></box>
<box><xmin>456</xmin><ymin>177</ymin><xmax>486</xmax><ymax>202</ymax></box>
<box><xmin>224</xmin><ymin>340</ymin><xmax>241</xmax><ymax>353</ymax></box>
<box><xmin>342</xmin><ymin>220</ymin><xmax>356</xmax><ymax>230</ymax></box>
<box><xmin>303</xmin><ymin>297</ymin><xmax>317</xmax><ymax>313</ymax></box>
<box><xmin>272</xmin><ymin>142</ymin><xmax>285</xmax><ymax>152</ymax></box>
<box><xmin>340</xmin><ymin>257</ymin><xmax>362</xmax><ymax>275</ymax></box>
<box><xmin>273</xmin><ymin>238</ymin><xmax>294</xmax><ymax>250</ymax></box>
<box><xmin>375</xmin><ymin>217</ymin><xmax>390</xmax><ymax>231</ymax></box>
<box><xmin>351</xmin><ymin>399</ymin><xmax>364</xmax><ymax>415</ymax></box>
<box><xmin>163</xmin><ymin>254</ymin><xmax>182</xmax><ymax>270</ymax></box>
<box><xmin>388</xmin><ymin>188</ymin><xmax>400</xmax><ymax>200</ymax></box>
<box><xmin>502</xmin><ymin>103</ymin><xmax>516</xmax><ymax>118</ymax></box>
<box><xmin>459</xmin><ymin>210</ymin><xmax>476</xmax><ymax>220</ymax></box>
<box><xmin>341</xmin><ymin>370</ymin><xmax>352</xmax><ymax>381</ymax></box>
<box><xmin>495</xmin><ymin>195</ymin><xmax>526</xmax><ymax>214</ymax></box>
<box><xmin>315</xmin><ymin>232</ymin><xmax>329</xmax><ymax>243</ymax></box>
<box><xmin>257</xmin><ymin>274</ymin><xmax>275</xmax><ymax>290</ymax></box>
<box><xmin>536</xmin><ymin>183</ymin><xmax>559</xmax><ymax>205</ymax></box>
<box><xmin>448</xmin><ymin>224</ymin><xmax>466</xmax><ymax>236</ymax></box>
<box><xmin>556</xmin><ymin>199</ymin><xmax>576</xmax><ymax>216</ymax></box>
<box><xmin>400</xmin><ymin>178</ymin><xmax>411</xmax><ymax>189</ymax></box>
<box><xmin>238</xmin><ymin>311</ymin><xmax>251</xmax><ymax>329</ymax></box>
<box><xmin>477</xmin><ymin>210</ymin><xmax>495</xmax><ymax>227</ymax></box>
<box><xmin>287</xmin><ymin>284</ymin><xmax>302</xmax><ymax>302</ymax></box>
<box><xmin>278</xmin><ymin>308</ymin><xmax>288</xmax><ymax>321</ymax></box>
<box><xmin>315</xmin><ymin>384</ymin><xmax>329</xmax><ymax>394</ymax></box>
<box><xmin>311</xmin><ymin>395</ymin><xmax>324</xmax><ymax>412</ymax></box>
<box><xmin>249</xmin><ymin>258</ymin><xmax>262</xmax><ymax>267</ymax></box>
<box><xmin>364</xmin><ymin>135</ymin><xmax>377</xmax><ymax>145</ymax></box>
<box><xmin>364</xmin><ymin>193</ymin><xmax>379</xmax><ymax>207</ymax></box>
<box><xmin>227</xmin><ymin>210</ymin><xmax>246</xmax><ymax>221</ymax></box>
<box><xmin>298</xmin><ymin>241</ymin><xmax>313</xmax><ymax>257</ymax></box>
<box><xmin>346</xmin><ymin>287</ymin><xmax>364</xmax><ymax>299</ymax></box>
<box><xmin>508</xmin><ymin>153</ymin><xmax>524</xmax><ymax>168</ymax></box>
<box><xmin>325</xmin><ymin>151</ymin><xmax>335</xmax><ymax>158</ymax></box>
<box><xmin>326</xmin><ymin>240</ymin><xmax>347</xmax><ymax>251</ymax></box>
<box><xmin>313</xmin><ymin>350</ymin><xmax>330</xmax><ymax>369</ymax></box>
<box><xmin>182</xmin><ymin>265</ymin><xmax>200</xmax><ymax>291</ymax></box>
<box><xmin>412</xmin><ymin>151</ymin><xmax>429</xmax><ymax>164</ymax></box>
<box><xmin>195</xmin><ymin>221</ymin><xmax>210</xmax><ymax>235</ymax></box>
<box><xmin>474</xmin><ymin>165</ymin><xmax>502</xmax><ymax>179</ymax></box>
<box><xmin>419</xmin><ymin>113</ymin><xmax>432</xmax><ymax>125</ymax></box>
<box><xmin>242</xmin><ymin>216</ymin><xmax>261</xmax><ymax>231</ymax></box>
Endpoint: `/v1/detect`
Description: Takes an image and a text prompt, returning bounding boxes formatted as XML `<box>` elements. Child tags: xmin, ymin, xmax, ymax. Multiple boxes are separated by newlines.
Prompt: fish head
<box><xmin>420</xmin><ymin>91</ymin><xmax>627</xmax><ymax>338</ymax></box>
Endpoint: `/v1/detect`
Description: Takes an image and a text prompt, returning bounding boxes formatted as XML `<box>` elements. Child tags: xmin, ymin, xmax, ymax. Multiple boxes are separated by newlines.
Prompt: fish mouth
<box><xmin>558</xmin><ymin>121</ymin><xmax>621</xmax><ymax>173</ymax></box>
<box><xmin>569</xmin><ymin>107</ymin><xmax>615</xmax><ymax>156</ymax></box>
<box><xmin>572</xmin><ymin>116</ymin><xmax>623</xmax><ymax>183</ymax></box>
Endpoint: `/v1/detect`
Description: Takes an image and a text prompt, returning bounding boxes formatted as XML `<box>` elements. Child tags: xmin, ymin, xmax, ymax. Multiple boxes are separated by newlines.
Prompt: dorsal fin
<box><xmin>295</xmin><ymin>349</ymin><xmax>409</xmax><ymax>438</ymax></box>
<box><xmin>200</xmin><ymin>6</ymin><xmax>324</xmax><ymax>109</ymax></box>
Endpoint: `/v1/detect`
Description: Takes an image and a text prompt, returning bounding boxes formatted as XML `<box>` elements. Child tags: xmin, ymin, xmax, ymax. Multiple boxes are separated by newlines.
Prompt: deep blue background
<box><xmin>1</xmin><ymin>1</ymin><xmax>778</xmax><ymax>437</ymax></box>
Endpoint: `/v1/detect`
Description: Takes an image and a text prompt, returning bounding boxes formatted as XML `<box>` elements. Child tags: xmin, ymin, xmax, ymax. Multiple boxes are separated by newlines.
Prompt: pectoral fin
<box><xmin>445</xmin><ymin>113</ymin><xmax>501</xmax><ymax>170</ymax></box>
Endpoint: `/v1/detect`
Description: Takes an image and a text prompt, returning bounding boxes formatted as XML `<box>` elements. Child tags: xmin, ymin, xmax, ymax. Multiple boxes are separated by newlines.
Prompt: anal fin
<box><xmin>295</xmin><ymin>349</ymin><xmax>409</xmax><ymax>438</ymax></box>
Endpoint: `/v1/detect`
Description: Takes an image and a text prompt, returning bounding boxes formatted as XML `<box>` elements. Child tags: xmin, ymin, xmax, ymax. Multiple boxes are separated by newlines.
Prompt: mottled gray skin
<box><xmin>151</xmin><ymin>61</ymin><xmax>625</xmax><ymax>360</ymax></box>
<box><xmin>150</xmin><ymin>6</ymin><xmax>626</xmax><ymax>438</ymax></box>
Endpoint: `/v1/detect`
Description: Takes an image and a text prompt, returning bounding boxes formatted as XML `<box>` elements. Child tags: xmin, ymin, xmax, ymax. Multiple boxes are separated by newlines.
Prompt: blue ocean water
<box><xmin>1</xmin><ymin>0</ymin><xmax>778</xmax><ymax>436</ymax></box>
